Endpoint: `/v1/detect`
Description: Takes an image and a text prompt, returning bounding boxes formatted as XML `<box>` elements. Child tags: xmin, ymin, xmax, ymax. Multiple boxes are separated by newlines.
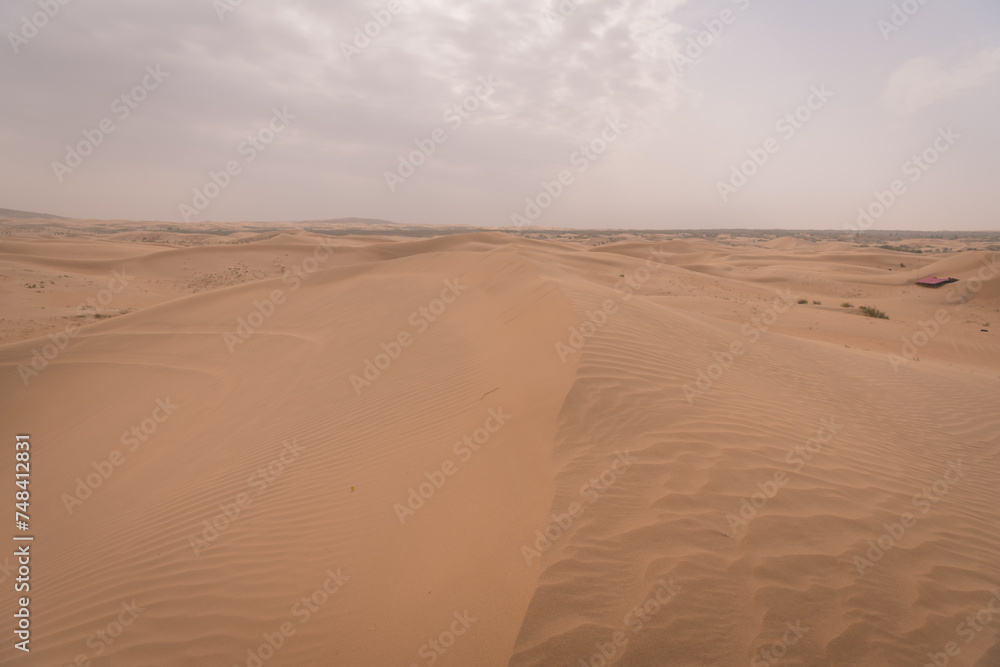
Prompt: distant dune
<box><xmin>1</xmin><ymin>221</ymin><xmax>998</xmax><ymax>666</ymax></box>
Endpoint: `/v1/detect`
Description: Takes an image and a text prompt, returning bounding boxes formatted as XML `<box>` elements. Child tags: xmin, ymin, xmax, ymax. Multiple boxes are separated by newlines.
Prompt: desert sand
<box><xmin>1</xmin><ymin>215</ymin><xmax>999</xmax><ymax>666</ymax></box>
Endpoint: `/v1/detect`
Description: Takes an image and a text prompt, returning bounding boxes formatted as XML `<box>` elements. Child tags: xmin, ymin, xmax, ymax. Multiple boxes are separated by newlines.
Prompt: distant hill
<box><xmin>301</xmin><ymin>217</ymin><xmax>402</xmax><ymax>226</ymax></box>
<box><xmin>0</xmin><ymin>208</ymin><xmax>68</xmax><ymax>220</ymax></box>
<box><xmin>0</xmin><ymin>212</ymin><xmax>402</xmax><ymax>226</ymax></box>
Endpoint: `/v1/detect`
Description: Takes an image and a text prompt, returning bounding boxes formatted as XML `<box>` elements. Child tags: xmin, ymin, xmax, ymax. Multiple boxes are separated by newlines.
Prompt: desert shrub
<box><xmin>798</xmin><ymin>299</ymin><xmax>808</xmax><ymax>304</ymax></box>
<box><xmin>841</xmin><ymin>302</ymin><xmax>853</xmax><ymax>308</ymax></box>
<box><xmin>859</xmin><ymin>306</ymin><xmax>889</xmax><ymax>319</ymax></box>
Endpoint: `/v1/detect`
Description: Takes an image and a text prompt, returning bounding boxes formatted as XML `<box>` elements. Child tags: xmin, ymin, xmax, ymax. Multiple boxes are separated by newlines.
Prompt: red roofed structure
<box><xmin>916</xmin><ymin>276</ymin><xmax>958</xmax><ymax>288</ymax></box>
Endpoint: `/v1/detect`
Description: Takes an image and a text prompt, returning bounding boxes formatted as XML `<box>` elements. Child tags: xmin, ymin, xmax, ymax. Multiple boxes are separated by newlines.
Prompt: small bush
<box><xmin>841</xmin><ymin>302</ymin><xmax>853</xmax><ymax>308</ymax></box>
<box><xmin>798</xmin><ymin>299</ymin><xmax>808</xmax><ymax>304</ymax></box>
<box><xmin>813</xmin><ymin>301</ymin><xmax>821</xmax><ymax>305</ymax></box>
<box><xmin>859</xmin><ymin>306</ymin><xmax>889</xmax><ymax>319</ymax></box>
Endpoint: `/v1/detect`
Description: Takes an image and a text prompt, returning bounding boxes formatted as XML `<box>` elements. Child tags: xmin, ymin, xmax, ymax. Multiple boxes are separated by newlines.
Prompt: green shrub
<box><xmin>813</xmin><ymin>301</ymin><xmax>821</xmax><ymax>305</ymax></box>
<box><xmin>859</xmin><ymin>306</ymin><xmax>889</xmax><ymax>319</ymax></box>
<box><xmin>841</xmin><ymin>302</ymin><xmax>853</xmax><ymax>308</ymax></box>
<box><xmin>798</xmin><ymin>299</ymin><xmax>808</xmax><ymax>304</ymax></box>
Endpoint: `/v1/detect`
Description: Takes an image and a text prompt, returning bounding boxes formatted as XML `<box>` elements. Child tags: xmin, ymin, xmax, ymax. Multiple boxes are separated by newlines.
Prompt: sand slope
<box><xmin>0</xmin><ymin>230</ymin><xmax>998</xmax><ymax>666</ymax></box>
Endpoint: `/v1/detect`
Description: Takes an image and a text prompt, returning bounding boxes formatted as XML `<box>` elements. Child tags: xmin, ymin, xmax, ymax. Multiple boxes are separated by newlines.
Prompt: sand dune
<box><xmin>1</xmin><ymin>225</ymin><xmax>998</xmax><ymax>666</ymax></box>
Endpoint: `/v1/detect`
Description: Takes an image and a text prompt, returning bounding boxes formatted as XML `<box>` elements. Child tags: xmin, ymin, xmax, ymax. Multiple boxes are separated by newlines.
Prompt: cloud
<box><xmin>338</xmin><ymin>0</ymin><xmax>691</xmax><ymax>136</ymax></box>
<box><xmin>4</xmin><ymin>0</ymin><xmax>999</xmax><ymax>229</ymax></box>
<box><xmin>881</xmin><ymin>47</ymin><xmax>1000</xmax><ymax>115</ymax></box>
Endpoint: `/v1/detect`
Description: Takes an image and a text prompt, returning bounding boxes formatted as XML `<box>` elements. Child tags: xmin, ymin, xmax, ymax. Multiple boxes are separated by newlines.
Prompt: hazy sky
<box><xmin>2</xmin><ymin>0</ymin><xmax>999</xmax><ymax>230</ymax></box>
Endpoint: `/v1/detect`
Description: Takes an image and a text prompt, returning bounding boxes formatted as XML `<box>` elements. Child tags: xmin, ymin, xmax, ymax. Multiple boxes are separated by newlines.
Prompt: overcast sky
<box><xmin>2</xmin><ymin>0</ymin><xmax>999</xmax><ymax>230</ymax></box>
